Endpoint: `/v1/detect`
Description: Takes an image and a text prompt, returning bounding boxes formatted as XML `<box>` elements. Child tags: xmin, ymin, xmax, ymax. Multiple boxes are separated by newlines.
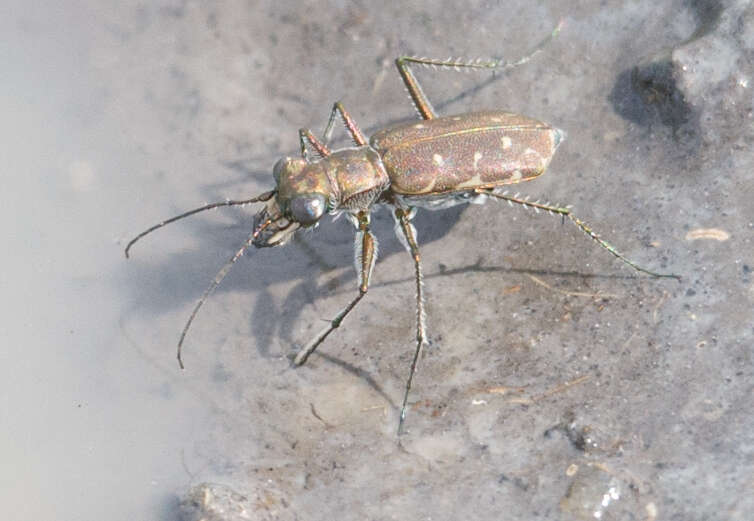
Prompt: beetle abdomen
<box><xmin>370</xmin><ymin>111</ymin><xmax>563</xmax><ymax>196</ymax></box>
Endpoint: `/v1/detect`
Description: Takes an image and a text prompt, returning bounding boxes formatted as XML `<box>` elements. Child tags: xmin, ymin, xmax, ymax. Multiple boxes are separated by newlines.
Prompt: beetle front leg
<box><xmin>300</xmin><ymin>102</ymin><xmax>367</xmax><ymax>162</ymax></box>
<box><xmin>479</xmin><ymin>189</ymin><xmax>681</xmax><ymax>280</ymax></box>
<box><xmin>293</xmin><ymin>211</ymin><xmax>377</xmax><ymax>366</ymax></box>
<box><xmin>321</xmin><ymin>101</ymin><xmax>368</xmax><ymax>147</ymax></box>
<box><xmin>394</xmin><ymin>207</ymin><xmax>427</xmax><ymax>434</ymax></box>
<box><xmin>299</xmin><ymin>128</ymin><xmax>330</xmax><ymax>160</ymax></box>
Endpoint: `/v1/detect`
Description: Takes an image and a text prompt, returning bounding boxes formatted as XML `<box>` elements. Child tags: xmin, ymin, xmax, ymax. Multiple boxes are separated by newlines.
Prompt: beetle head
<box><xmin>252</xmin><ymin>157</ymin><xmax>332</xmax><ymax>247</ymax></box>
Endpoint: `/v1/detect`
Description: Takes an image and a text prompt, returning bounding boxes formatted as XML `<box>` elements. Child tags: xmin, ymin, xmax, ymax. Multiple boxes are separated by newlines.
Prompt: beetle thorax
<box><xmin>320</xmin><ymin>146</ymin><xmax>390</xmax><ymax>211</ymax></box>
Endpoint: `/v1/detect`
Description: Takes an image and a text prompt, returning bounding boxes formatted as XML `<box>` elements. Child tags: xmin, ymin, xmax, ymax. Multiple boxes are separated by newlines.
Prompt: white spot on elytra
<box><xmin>456</xmin><ymin>173</ymin><xmax>484</xmax><ymax>189</ymax></box>
<box><xmin>501</xmin><ymin>136</ymin><xmax>512</xmax><ymax>149</ymax></box>
<box><xmin>414</xmin><ymin>123</ymin><xmax>425</xmax><ymax>129</ymax></box>
<box><xmin>523</xmin><ymin>147</ymin><xmax>543</xmax><ymax>167</ymax></box>
<box><xmin>433</xmin><ymin>153</ymin><xmax>444</xmax><ymax>166</ymax></box>
<box><xmin>422</xmin><ymin>176</ymin><xmax>437</xmax><ymax>192</ymax></box>
<box><xmin>473</xmin><ymin>151</ymin><xmax>483</xmax><ymax>169</ymax></box>
<box><xmin>511</xmin><ymin>170</ymin><xmax>522</xmax><ymax>181</ymax></box>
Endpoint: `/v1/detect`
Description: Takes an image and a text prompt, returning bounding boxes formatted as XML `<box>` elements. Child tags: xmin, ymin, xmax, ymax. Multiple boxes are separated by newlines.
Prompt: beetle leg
<box><xmin>395</xmin><ymin>20</ymin><xmax>564</xmax><ymax>120</ymax></box>
<box><xmin>394</xmin><ymin>56</ymin><xmax>437</xmax><ymax>120</ymax></box>
<box><xmin>299</xmin><ymin>128</ymin><xmax>330</xmax><ymax>160</ymax></box>
<box><xmin>322</xmin><ymin>101</ymin><xmax>368</xmax><ymax>147</ymax></box>
<box><xmin>394</xmin><ymin>207</ymin><xmax>427</xmax><ymax>434</ymax></box>
<box><xmin>293</xmin><ymin>211</ymin><xmax>377</xmax><ymax>366</ymax></box>
<box><xmin>479</xmin><ymin>189</ymin><xmax>681</xmax><ymax>280</ymax></box>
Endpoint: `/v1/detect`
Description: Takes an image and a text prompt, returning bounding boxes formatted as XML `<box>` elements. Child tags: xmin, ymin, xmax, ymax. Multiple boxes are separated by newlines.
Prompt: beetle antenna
<box><xmin>176</xmin><ymin>217</ymin><xmax>273</xmax><ymax>369</ymax></box>
<box><xmin>124</xmin><ymin>191</ymin><xmax>275</xmax><ymax>258</ymax></box>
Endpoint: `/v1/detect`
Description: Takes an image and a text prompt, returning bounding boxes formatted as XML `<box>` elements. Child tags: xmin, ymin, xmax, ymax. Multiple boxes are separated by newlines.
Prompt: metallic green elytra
<box><xmin>125</xmin><ymin>21</ymin><xmax>678</xmax><ymax>434</ymax></box>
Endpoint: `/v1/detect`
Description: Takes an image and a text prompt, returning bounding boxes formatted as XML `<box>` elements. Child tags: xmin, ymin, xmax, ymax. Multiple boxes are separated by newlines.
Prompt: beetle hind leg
<box><xmin>479</xmin><ymin>189</ymin><xmax>680</xmax><ymax>280</ymax></box>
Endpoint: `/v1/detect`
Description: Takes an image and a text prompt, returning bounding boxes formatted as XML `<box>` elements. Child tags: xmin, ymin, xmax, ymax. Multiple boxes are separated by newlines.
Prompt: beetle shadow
<box><xmin>121</xmin><ymin>68</ymin><xmax>542</xmax><ymax>366</ymax></box>
<box><xmin>271</xmin><ymin>255</ymin><xmax>663</xmax><ymax>412</ymax></box>
<box><xmin>250</xmin><ymin>199</ymin><xmax>467</xmax><ymax>357</ymax></box>
<box><xmin>121</xmin><ymin>163</ymin><xmax>467</xmax><ymax>357</ymax></box>
<box><xmin>307</xmin><ymin>254</ymin><xmax>663</xmax><ymax>312</ymax></box>
<box><xmin>316</xmin><ymin>351</ymin><xmax>398</xmax><ymax>412</ymax></box>
<box><xmin>259</xmin><ymin>213</ymin><xmax>658</xmax><ymax>363</ymax></box>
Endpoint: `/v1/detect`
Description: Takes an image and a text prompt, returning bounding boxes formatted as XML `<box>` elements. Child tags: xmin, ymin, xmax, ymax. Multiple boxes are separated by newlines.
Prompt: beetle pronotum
<box><xmin>126</xmin><ymin>21</ymin><xmax>679</xmax><ymax>433</ymax></box>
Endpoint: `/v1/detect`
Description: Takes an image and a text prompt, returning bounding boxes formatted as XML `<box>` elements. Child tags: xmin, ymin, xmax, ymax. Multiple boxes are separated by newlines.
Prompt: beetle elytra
<box><xmin>126</xmin><ymin>21</ymin><xmax>679</xmax><ymax>433</ymax></box>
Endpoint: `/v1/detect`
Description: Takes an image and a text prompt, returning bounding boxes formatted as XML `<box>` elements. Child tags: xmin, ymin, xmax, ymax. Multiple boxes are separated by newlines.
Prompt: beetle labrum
<box><xmin>126</xmin><ymin>22</ymin><xmax>679</xmax><ymax>433</ymax></box>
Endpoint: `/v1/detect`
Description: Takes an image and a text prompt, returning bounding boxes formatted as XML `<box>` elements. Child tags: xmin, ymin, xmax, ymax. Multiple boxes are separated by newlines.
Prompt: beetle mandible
<box><xmin>125</xmin><ymin>21</ymin><xmax>679</xmax><ymax>433</ymax></box>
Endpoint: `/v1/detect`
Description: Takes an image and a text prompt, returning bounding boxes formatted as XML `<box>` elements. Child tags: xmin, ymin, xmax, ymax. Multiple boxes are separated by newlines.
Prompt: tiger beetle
<box><xmin>125</xmin><ymin>21</ymin><xmax>679</xmax><ymax>434</ymax></box>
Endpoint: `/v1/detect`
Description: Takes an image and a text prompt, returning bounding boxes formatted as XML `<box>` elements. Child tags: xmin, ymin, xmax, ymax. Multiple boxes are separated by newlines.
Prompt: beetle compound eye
<box><xmin>290</xmin><ymin>194</ymin><xmax>325</xmax><ymax>225</ymax></box>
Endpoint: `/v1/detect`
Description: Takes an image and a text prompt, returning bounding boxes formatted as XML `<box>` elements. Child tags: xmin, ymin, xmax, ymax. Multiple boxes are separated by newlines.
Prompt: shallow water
<box><xmin>3</xmin><ymin>1</ymin><xmax>752</xmax><ymax>520</ymax></box>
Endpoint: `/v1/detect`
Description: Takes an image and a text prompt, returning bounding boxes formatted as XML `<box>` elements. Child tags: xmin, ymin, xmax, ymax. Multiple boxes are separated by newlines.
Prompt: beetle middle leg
<box><xmin>478</xmin><ymin>189</ymin><xmax>681</xmax><ymax>280</ymax></box>
<box><xmin>293</xmin><ymin>211</ymin><xmax>377</xmax><ymax>366</ymax></box>
<box><xmin>393</xmin><ymin>207</ymin><xmax>426</xmax><ymax>434</ymax></box>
